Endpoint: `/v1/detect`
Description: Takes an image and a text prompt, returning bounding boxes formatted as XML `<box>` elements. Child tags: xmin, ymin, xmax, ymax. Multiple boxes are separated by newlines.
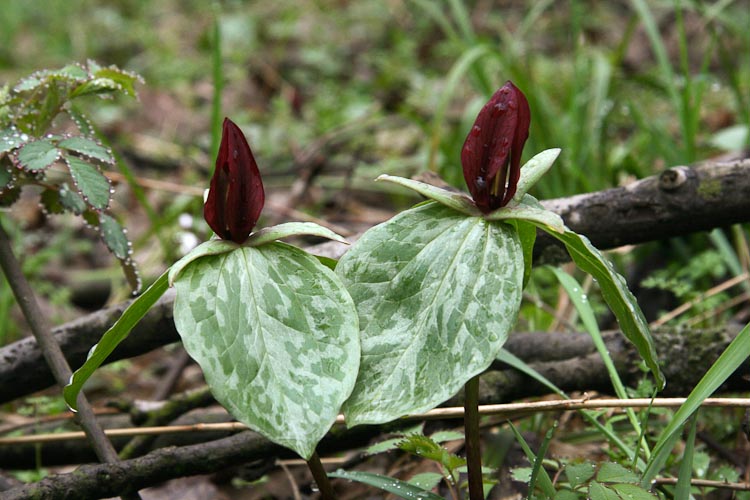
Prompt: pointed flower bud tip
<box><xmin>204</xmin><ymin>118</ymin><xmax>265</xmax><ymax>244</ymax></box>
<box><xmin>461</xmin><ymin>81</ymin><xmax>530</xmax><ymax>213</ymax></box>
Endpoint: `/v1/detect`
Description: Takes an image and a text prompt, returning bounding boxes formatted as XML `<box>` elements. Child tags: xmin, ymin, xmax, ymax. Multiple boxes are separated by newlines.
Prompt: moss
<box><xmin>696</xmin><ymin>179</ymin><xmax>722</xmax><ymax>200</ymax></box>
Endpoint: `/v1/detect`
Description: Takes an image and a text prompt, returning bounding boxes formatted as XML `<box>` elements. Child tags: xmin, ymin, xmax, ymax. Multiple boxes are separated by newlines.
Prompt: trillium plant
<box><xmin>65</xmin><ymin>82</ymin><xmax>663</xmax><ymax>499</ymax></box>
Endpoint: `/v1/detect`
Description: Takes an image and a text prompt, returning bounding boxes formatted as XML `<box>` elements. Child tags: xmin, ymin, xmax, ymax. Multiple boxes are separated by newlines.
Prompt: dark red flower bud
<box><xmin>461</xmin><ymin>81</ymin><xmax>530</xmax><ymax>213</ymax></box>
<box><xmin>204</xmin><ymin>118</ymin><xmax>265</xmax><ymax>244</ymax></box>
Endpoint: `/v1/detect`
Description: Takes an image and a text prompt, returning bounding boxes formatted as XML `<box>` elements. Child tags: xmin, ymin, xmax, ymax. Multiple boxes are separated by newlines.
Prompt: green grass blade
<box><xmin>508</xmin><ymin>421</ymin><xmax>556</xmax><ymax>498</ymax></box>
<box><xmin>550</xmin><ymin>267</ymin><xmax>649</xmax><ymax>458</ymax></box>
<box><xmin>640</xmin><ymin>322</ymin><xmax>750</xmax><ymax>486</ymax></box>
<box><xmin>674</xmin><ymin>415</ymin><xmax>697</xmax><ymax>499</ymax></box>
<box><xmin>328</xmin><ymin>469</ymin><xmax>443</xmax><ymax>500</ymax></box>
<box><xmin>528</xmin><ymin>422</ymin><xmax>557</xmax><ymax>499</ymax></box>
<box><xmin>210</xmin><ymin>3</ymin><xmax>223</xmax><ymax>161</ymax></box>
<box><xmin>63</xmin><ymin>270</ymin><xmax>169</xmax><ymax>410</ymax></box>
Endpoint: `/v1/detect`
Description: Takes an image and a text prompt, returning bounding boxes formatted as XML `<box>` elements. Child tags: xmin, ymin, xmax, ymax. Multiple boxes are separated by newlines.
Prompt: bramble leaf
<box><xmin>17</xmin><ymin>139</ymin><xmax>59</xmax><ymax>172</ymax></box>
<box><xmin>65</xmin><ymin>155</ymin><xmax>112</xmax><ymax>210</ymax></box>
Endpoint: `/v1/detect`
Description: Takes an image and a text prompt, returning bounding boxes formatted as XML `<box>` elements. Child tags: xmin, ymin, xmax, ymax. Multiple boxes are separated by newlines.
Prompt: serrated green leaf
<box><xmin>398</xmin><ymin>435</ymin><xmax>466</xmax><ymax>471</ymax></box>
<box><xmin>59</xmin><ymin>183</ymin><xmax>87</xmax><ymax>214</ymax></box>
<box><xmin>328</xmin><ymin>470</ymin><xmax>444</xmax><ymax>500</ymax></box>
<box><xmin>407</xmin><ymin>472</ymin><xmax>443</xmax><ymax>491</ymax></box>
<box><xmin>430</xmin><ymin>430</ymin><xmax>464</xmax><ymax>443</ymax></box>
<box><xmin>512</xmin><ymin>148</ymin><xmax>562</xmax><ymax>203</ymax></box>
<box><xmin>64</xmin><ymin>270</ymin><xmax>169</xmax><ymax>410</ymax></box>
<box><xmin>172</xmin><ymin>243</ymin><xmax>360</xmax><ymax>459</ymax></box>
<box><xmin>0</xmin><ymin>186</ymin><xmax>20</xmax><ymax>206</ymax></box>
<box><xmin>532</xmin><ymin>225</ymin><xmax>664</xmax><ymax>389</ymax></box>
<box><xmin>609</xmin><ymin>483</ymin><xmax>657</xmax><ymax>499</ymax></box>
<box><xmin>70</xmin><ymin>78</ymin><xmax>123</xmax><ymax>98</ymax></box>
<box><xmin>17</xmin><ymin>139</ymin><xmax>59</xmax><ymax>172</ymax></box>
<box><xmin>589</xmin><ymin>481</ymin><xmax>620</xmax><ymax>500</ymax></box>
<box><xmin>554</xmin><ymin>490</ymin><xmax>584</xmax><ymax>500</ymax></box>
<box><xmin>597</xmin><ymin>462</ymin><xmax>638</xmax><ymax>483</ymax></box>
<box><xmin>1</xmin><ymin>128</ymin><xmax>25</xmax><ymax>154</ymax></box>
<box><xmin>246</xmin><ymin>222</ymin><xmax>348</xmax><ymax>247</ymax></box>
<box><xmin>53</xmin><ymin>64</ymin><xmax>89</xmax><ymax>81</ymax></box>
<box><xmin>58</xmin><ymin>136</ymin><xmax>113</xmax><ymax>164</ymax></box>
<box><xmin>0</xmin><ymin>167</ymin><xmax>13</xmax><ymax>190</ymax></box>
<box><xmin>366</xmin><ymin>437</ymin><xmax>407</xmax><ymax>455</ymax></box>
<box><xmin>65</xmin><ymin>155</ymin><xmax>111</xmax><ymax>210</ymax></box>
<box><xmin>67</xmin><ymin>107</ymin><xmax>95</xmax><ymax>136</ymax></box>
<box><xmin>98</xmin><ymin>213</ymin><xmax>130</xmax><ymax>260</ymax></box>
<box><xmin>565</xmin><ymin>462</ymin><xmax>596</xmax><ymax>488</ymax></box>
<box><xmin>337</xmin><ymin>202</ymin><xmax>523</xmax><ymax>426</ymax></box>
<box><xmin>14</xmin><ymin>76</ymin><xmax>44</xmax><ymax>92</ymax></box>
<box><xmin>92</xmin><ymin>67</ymin><xmax>139</xmax><ymax>96</ymax></box>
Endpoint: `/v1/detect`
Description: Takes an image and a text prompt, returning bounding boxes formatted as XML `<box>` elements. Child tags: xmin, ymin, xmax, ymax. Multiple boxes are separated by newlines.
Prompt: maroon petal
<box><xmin>461</xmin><ymin>81</ymin><xmax>530</xmax><ymax>212</ymax></box>
<box><xmin>204</xmin><ymin>118</ymin><xmax>265</xmax><ymax>243</ymax></box>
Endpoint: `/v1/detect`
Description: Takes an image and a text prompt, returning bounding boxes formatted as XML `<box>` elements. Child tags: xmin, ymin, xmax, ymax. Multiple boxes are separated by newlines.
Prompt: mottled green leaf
<box><xmin>510</xmin><ymin>219</ymin><xmax>536</xmax><ymax>287</ymax></box>
<box><xmin>168</xmin><ymin>239</ymin><xmax>238</xmax><ymax>285</ymax></box>
<box><xmin>16</xmin><ymin>139</ymin><xmax>59</xmax><ymax>172</ymax></box>
<box><xmin>172</xmin><ymin>243</ymin><xmax>360</xmax><ymax>459</ymax></box>
<box><xmin>58</xmin><ymin>136</ymin><xmax>113</xmax><ymax>164</ymax></box>
<box><xmin>337</xmin><ymin>202</ymin><xmax>523</xmax><ymax>426</ymax></box>
<box><xmin>328</xmin><ymin>470</ymin><xmax>443</xmax><ymax>500</ymax></box>
<box><xmin>246</xmin><ymin>222</ymin><xmax>348</xmax><ymax>247</ymax></box>
<box><xmin>98</xmin><ymin>213</ymin><xmax>130</xmax><ymax>260</ymax></box>
<box><xmin>0</xmin><ymin>167</ymin><xmax>13</xmax><ymax>190</ymax></box>
<box><xmin>483</xmin><ymin>194</ymin><xmax>565</xmax><ymax>231</ymax></box>
<box><xmin>64</xmin><ymin>270</ymin><xmax>169</xmax><ymax>410</ymax></box>
<box><xmin>65</xmin><ymin>155</ymin><xmax>111</xmax><ymax>210</ymax></box>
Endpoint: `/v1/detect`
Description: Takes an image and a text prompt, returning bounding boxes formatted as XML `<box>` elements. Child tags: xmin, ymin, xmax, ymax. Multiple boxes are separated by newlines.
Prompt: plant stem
<box><xmin>306</xmin><ymin>450</ymin><xmax>335</xmax><ymax>500</ymax></box>
<box><xmin>0</xmin><ymin>219</ymin><xmax>142</xmax><ymax>500</ymax></box>
<box><xmin>464</xmin><ymin>375</ymin><xmax>483</xmax><ymax>500</ymax></box>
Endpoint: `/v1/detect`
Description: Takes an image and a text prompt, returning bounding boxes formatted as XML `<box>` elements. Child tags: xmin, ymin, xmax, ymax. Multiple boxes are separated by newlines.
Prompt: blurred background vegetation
<box><xmin>1</xmin><ymin>1</ymin><xmax>750</xmax><ymax>494</ymax></box>
<box><xmin>1</xmin><ymin>0</ymin><xmax>748</xmax><ymax>346</ymax></box>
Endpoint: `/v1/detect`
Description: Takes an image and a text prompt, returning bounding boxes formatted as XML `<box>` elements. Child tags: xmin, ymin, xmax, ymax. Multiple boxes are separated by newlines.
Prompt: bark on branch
<box><xmin>1</xmin><ymin>160</ymin><xmax>748</xmax><ymax>404</ymax></box>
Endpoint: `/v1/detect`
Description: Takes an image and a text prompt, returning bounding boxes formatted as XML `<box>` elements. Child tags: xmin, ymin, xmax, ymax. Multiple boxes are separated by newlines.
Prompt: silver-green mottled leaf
<box><xmin>65</xmin><ymin>155</ymin><xmax>111</xmax><ymax>210</ymax></box>
<box><xmin>16</xmin><ymin>139</ymin><xmax>60</xmax><ymax>172</ymax></box>
<box><xmin>512</xmin><ymin>148</ymin><xmax>561</xmax><ymax>203</ymax></box>
<box><xmin>58</xmin><ymin>136</ymin><xmax>113</xmax><ymax>164</ymax></box>
<box><xmin>246</xmin><ymin>222</ymin><xmax>348</xmax><ymax>247</ymax></box>
<box><xmin>172</xmin><ymin>243</ymin><xmax>360</xmax><ymax>459</ymax></box>
<box><xmin>168</xmin><ymin>239</ymin><xmax>238</xmax><ymax>286</ymax></box>
<box><xmin>337</xmin><ymin>202</ymin><xmax>523</xmax><ymax>426</ymax></box>
<box><xmin>376</xmin><ymin>174</ymin><xmax>480</xmax><ymax>216</ymax></box>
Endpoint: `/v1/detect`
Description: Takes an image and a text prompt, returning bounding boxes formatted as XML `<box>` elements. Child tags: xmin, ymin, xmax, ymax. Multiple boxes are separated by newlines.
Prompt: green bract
<box><xmin>337</xmin><ymin>202</ymin><xmax>524</xmax><ymax>425</ymax></box>
<box><xmin>170</xmin><ymin>234</ymin><xmax>360</xmax><ymax>459</ymax></box>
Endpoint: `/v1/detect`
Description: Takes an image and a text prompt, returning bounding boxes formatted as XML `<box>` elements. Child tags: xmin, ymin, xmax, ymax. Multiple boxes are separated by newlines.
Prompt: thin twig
<box><xmin>654</xmin><ymin>476</ymin><xmax>750</xmax><ymax>490</ymax></box>
<box><xmin>4</xmin><ymin>397</ymin><xmax>750</xmax><ymax>446</ymax></box>
<box><xmin>0</xmin><ymin>219</ymin><xmax>141</xmax><ymax>500</ymax></box>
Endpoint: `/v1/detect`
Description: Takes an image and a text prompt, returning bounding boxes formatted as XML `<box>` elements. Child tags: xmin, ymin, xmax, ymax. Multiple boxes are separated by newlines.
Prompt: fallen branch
<box><xmin>1</xmin><ymin>160</ymin><xmax>749</xmax><ymax>404</ymax></box>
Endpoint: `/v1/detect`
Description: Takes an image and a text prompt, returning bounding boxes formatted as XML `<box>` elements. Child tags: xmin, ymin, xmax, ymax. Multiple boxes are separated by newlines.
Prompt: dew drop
<box><xmin>475</xmin><ymin>176</ymin><xmax>486</xmax><ymax>189</ymax></box>
<box><xmin>471</xmin><ymin>125</ymin><xmax>481</xmax><ymax>137</ymax></box>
